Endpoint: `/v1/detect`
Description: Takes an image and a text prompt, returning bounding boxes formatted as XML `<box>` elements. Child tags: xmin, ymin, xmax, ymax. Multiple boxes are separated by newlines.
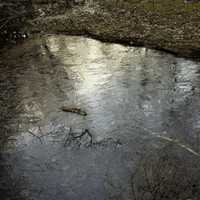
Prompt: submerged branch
<box><xmin>154</xmin><ymin>135</ymin><xmax>199</xmax><ymax>156</ymax></box>
<box><xmin>28</xmin><ymin>130</ymin><xmax>43</xmax><ymax>144</ymax></box>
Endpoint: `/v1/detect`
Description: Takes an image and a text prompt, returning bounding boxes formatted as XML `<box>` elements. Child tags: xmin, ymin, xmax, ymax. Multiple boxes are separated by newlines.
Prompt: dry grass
<box><xmin>95</xmin><ymin>0</ymin><xmax>200</xmax><ymax>18</ymax></box>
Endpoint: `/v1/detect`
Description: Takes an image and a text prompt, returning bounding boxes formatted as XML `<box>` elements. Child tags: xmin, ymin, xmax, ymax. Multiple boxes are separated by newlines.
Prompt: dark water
<box><xmin>0</xmin><ymin>35</ymin><xmax>200</xmax><ymax>200</ymax></box>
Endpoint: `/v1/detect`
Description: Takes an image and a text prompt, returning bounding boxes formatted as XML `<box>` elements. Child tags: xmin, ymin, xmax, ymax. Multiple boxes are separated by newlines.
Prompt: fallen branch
<box><xmin>60</xmin><ymin>106</ymin><xmax>87</xmax><ymax>116</ymax></box>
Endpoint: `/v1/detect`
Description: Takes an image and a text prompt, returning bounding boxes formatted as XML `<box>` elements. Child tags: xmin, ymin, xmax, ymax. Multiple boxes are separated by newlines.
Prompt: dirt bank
<box><xmin>1</xmin><ymin>0</ymin><xmax>200</xmax><ymax>58</ymax></box>
<box><xmin>23</xmin><ymin>0</ymin><xmax>200</xmax><ymax>58</ymax></box>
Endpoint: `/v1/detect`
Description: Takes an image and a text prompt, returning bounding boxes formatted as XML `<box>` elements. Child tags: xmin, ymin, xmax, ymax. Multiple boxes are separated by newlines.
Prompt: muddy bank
<box><xmin>23</xmin><ymin>1</ymin><xmax>200</xmax><ymax>58</ymax></box>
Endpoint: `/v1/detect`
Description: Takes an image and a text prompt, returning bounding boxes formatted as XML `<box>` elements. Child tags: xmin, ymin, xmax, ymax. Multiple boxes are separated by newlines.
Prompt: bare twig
<box><xmin>28</xmin><ymin>130</ymin><xmax>43</xmax><ymax>144</ymax></box>
<box><xmin>64</xmin><ymin>127</ymin><xmax>72</xmax><ymax>147</ymax></box>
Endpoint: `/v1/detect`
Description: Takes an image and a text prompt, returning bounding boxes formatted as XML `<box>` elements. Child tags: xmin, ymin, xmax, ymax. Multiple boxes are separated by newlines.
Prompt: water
<box><xmin>0</xmin><ymin>35</ymin><xmax>200</xmax><ymax>200</ymax></box>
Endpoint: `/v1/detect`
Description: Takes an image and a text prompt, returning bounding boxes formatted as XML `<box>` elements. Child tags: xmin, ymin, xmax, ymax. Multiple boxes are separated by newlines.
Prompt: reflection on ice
<box><xmin>1</xmin><ymin>35</ymin><xmax>200</xmax><ymax>200</ymax></box>
<box><xmin>4</xmin><ymin>35</ymin><xmax>199</xmax><ymax>150</ymax></box>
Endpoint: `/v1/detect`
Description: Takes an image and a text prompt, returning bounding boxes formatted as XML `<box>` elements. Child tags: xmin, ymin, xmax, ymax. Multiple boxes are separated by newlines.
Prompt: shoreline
<box><xmin>23</xmin><ymin>2</ymin><xmax>200</xmax><ymax>59</ymax></box>
<box><xmin>1</xmin><ymin>1</ymin><xmax>200</xmax><ymax>59</ymax></box>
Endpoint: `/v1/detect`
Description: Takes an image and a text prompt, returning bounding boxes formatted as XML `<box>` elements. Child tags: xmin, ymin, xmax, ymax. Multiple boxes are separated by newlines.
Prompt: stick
<box><xmin>28</xmin><ymin>130</ymin><xmax>43</xmax><ymax>144</ymax></box>
<box><xmin>64</xmin><ymin>127</ymin><xmax>72</xmax><ymax>147</ymax></box>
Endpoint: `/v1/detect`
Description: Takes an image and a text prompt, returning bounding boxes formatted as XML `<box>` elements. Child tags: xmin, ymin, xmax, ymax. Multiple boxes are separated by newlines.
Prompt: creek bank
<box><xmin>1</xmin><ymin>1</ymin><xmax>200</xmax><ymax>58</ymax></box>
<box><xmin>23</xmin><ymin>1</ymin><xmax>200</xmax><ymax>58</ymax></box>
